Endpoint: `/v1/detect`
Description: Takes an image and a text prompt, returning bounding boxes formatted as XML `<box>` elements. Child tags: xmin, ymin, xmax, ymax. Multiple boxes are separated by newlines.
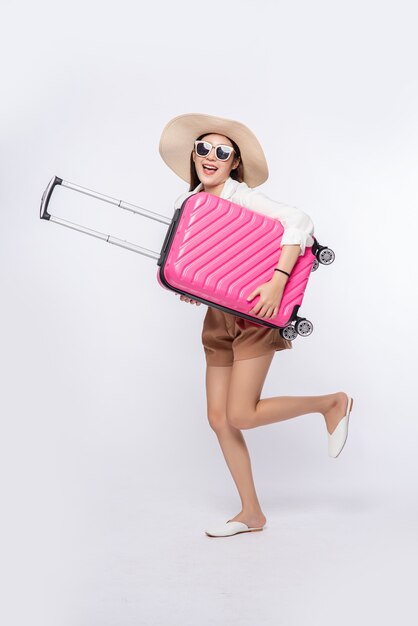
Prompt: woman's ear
<box><xmin>232</xmin><ymin>156</ymin><xmax>240</xmax><ymax>169</ymax></box>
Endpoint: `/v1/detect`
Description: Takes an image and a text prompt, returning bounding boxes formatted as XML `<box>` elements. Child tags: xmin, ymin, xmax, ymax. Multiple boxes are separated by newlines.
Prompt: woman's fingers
<box><xmin>249</xmin><ymin>301</ymin><xmax>277</xmax><ymax>318</ymax></box>
<box><xmin>178</xmin><ymin>294</ymin><xmax>200</xmax><ymax>305</ymax></box>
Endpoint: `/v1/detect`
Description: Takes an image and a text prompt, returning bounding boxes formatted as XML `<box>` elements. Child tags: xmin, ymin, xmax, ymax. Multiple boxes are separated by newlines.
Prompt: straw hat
<box><xmin>159</xmin><ymin>113</ymin><xmax>269</xmax><ymax>188</ymax></box>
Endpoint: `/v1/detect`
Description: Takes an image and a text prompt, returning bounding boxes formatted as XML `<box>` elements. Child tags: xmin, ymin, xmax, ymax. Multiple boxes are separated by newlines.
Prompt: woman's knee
<box><xmin>225</xmin><ymin>404</ymin><xmax>254</xmax><ymax>430</ymax></box>
<box><xmin>207</xmin><ymin>409</ymin><xmax>251</xmax><ymax>432</ymax></box>
<box><xmin>206</xmin><ymin>410</ymin><xmax>229</xmax><ymax>432</ymax></box>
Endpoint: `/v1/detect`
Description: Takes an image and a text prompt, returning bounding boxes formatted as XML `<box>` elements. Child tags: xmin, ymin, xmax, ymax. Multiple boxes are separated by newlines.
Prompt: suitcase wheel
<box><xmin>280</xmin><ymin>325</ymin><xmax>298</xmax><ymax>341</ymax></box>
<box><xmin>311</xmin><ymin>258</ymin><xmax>319</xmax><ymax>272</ymax></box>
<box><xmin>295</xmin><ymin>318</ymin><xmax>314</xmax><ymax>337</ymax></box>
<box><xmin>317</xmin><ymin>247</ymin><xmax>335</xmax><ymax>265</ymax></box>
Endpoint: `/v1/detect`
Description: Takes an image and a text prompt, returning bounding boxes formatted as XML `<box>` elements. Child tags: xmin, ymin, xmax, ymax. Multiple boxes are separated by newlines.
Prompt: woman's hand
<box><xmin>246</xmin><ymin>278</ymin><xmax>285</xmax><ymax>319</ymax></box>
<box><xmin>175</xmin><ymin>292</ymin><xmax>201</xmax><ymax>306</ymax></box>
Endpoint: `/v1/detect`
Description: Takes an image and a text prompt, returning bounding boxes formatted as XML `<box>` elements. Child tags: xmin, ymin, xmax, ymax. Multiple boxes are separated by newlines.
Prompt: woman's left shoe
<box><xmin>205</xmin><ymin>520</ymin><xmax>265</xmax><ymax>537</ymax></box>
<box><xmin>328</xmin><ymin>396</ymin><xmax>354</xmax><ymax>458</ymax></box>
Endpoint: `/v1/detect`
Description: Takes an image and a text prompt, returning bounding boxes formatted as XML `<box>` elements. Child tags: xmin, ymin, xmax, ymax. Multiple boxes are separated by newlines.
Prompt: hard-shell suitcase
<box><xmin>40</xmin><ymin>176</ymin><xmax>335</xmax><ymax>340</ymax></box>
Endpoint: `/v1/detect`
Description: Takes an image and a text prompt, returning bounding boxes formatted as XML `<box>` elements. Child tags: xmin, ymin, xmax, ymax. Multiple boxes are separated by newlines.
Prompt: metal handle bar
<box><xmin>39</xmin><ymin>175</ymin><xmax>172</xmax><ymax>261</ymax></box>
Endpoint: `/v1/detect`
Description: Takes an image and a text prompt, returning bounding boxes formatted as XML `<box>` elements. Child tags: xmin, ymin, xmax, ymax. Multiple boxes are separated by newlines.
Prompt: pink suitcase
<box><xmin>40</xmin><ymin>176</ymin><xmax>335</xmax><ymax>341</ymax></box>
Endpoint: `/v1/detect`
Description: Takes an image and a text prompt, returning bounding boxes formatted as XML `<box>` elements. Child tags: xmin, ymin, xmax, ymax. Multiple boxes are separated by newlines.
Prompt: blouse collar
<box><xmin>192</xmin><ymin>176</ymin><xmax>241</xmax><ymax>199</ymax></box>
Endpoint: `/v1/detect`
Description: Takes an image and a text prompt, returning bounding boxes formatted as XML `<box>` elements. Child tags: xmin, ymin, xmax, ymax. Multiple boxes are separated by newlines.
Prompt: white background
<box><xmin>1</xmin><ymin>1</ymin><xmax>417</xmax><ymax>624</ymax></box>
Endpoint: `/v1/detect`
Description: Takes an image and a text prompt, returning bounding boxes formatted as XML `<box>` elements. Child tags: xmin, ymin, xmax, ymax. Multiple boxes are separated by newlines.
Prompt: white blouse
<box><xmin>174</xmin><ymin>176</ymin><xmax>315</xmax><ymax>256</ymax></box>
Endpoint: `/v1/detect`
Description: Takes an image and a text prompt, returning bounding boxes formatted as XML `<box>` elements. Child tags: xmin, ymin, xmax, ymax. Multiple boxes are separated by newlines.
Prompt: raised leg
<box><xmin>226</xmin><ymin>353</ymin><xmax>350</xmax><ymax>433</ymax></box>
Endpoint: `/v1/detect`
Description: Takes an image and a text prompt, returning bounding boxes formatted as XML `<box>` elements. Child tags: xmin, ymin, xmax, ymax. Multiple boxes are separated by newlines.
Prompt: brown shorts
<box><xmin>201</xmin><ymin>306</ymin><xmax>293</xmax><ymax>367</ymax></box>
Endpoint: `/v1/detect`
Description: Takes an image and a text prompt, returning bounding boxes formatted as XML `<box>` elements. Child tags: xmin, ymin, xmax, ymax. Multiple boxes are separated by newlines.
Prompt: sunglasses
<box><xmin>194</xmin><ymin>140</ymin><xmax>236</xmax><ymax>162</ymax></box>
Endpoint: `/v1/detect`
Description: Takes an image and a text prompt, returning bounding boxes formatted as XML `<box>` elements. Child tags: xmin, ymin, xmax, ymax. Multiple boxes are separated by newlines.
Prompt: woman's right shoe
<box><xmin>328</xmin><ymin>396</ymin><xmax>354</xmax><ymax>458</ymax></box>
<box><xmin>204</xmin><ymin>520</ymin><xmax>265</xmax><ymax>537</ymax></box>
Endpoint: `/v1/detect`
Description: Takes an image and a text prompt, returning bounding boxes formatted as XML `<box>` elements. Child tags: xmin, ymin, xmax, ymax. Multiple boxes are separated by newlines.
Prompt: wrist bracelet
<box><xmin>274</xmin><ymin>268</ymin><xmax>290</xmax><ymax>278</ymax></box>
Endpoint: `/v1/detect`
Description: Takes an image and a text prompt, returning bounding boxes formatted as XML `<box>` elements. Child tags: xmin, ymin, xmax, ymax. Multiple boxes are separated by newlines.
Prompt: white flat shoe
<box><xmin>328</xmin><ymin>396</ymin><xmax>354</xmax><ymax>458</ymax></box>
<box><xmin>205</xmin><ymin>520</ymin><xmax>265</xmax><ymax>537</ymax></box>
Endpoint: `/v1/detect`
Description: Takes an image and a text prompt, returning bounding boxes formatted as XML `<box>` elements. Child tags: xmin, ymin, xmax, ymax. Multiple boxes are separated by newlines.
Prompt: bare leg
<box><xmin>226</xmin><ymin>352</ymin><xmax>352</xmax><ymax>433</ymax></box>
<box><xmin>205</xmin><ymin>363</ymin><xmax>267</xmax><ymax>528</ymax></box>
<box><xmin>205</xmin><ymin>352</ymin><xmax>352</xmax><ymax>528</ymax></box>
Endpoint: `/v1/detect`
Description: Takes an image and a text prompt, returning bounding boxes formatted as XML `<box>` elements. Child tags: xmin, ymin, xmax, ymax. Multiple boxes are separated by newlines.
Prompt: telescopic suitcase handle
<box><xmin>39</xmin><ymin>175</ymin><xmax>172</xmax><ymax>261</ymax></box>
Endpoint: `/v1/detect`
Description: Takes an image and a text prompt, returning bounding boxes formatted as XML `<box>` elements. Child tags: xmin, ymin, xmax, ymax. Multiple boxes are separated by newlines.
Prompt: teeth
<box><xmin>204</xmin><ymin>165</ymin><xmax>217</xmax><ymax>170</ymax></box>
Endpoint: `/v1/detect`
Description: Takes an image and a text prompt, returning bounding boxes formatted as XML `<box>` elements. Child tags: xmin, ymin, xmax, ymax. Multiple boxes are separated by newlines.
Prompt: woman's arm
<box><xmin>246</xmin><ymin>245</ymin><xmax>303</xmax><ymax>319</ymax></box>
<box><xmin>234</xmin><ymin>186</ymin><xmax>315</xmax><ymax>256</ymax></box>
<box><xmin>235</xmin><ymin>186</ymin><xmax>314</xmax><ymax>318</ymax></box>
<box><xmin>271</xmin><ymin>243</ymin><xmax>301</xmax><ymax>284</ymax></box>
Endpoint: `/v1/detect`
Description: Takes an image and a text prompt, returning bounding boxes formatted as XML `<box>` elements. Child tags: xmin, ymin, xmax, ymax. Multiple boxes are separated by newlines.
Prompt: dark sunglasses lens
<box><xmin>216</xmin><ymin>145</ymin><xmax>233</xmax><ymax>160</ymax></box>
<box><xmin>196</xmin><ymin>141</ymin><xmax>210</xmax><ymax>156</ymax></box>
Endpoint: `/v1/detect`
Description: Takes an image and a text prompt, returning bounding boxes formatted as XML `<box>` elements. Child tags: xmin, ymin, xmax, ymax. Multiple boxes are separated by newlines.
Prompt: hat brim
<box><xmin>159</xmin><ymin>113</ymin><xmax>269</xmax><ymax>188</ymax></box>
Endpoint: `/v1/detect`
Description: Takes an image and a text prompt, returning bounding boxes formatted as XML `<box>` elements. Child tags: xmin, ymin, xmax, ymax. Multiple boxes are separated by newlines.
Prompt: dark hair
<box><xmin>188</xmin><ymin>132</ymin><xmax>244</xmax><ymax>191</ymax></box>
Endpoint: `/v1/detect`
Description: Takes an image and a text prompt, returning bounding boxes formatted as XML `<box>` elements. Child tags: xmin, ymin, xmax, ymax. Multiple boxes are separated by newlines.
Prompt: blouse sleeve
<box><xmin>234</xmin><ymin>186</ymin><xmax>315</xmax><ymax>256</ymax></box>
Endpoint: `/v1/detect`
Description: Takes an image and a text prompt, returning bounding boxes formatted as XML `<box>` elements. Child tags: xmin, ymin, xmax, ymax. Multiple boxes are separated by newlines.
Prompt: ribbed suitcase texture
<box><xmin>157</xmin><ymin>192</ymin><xmax>316</xmax><ymax>329</ymax></box>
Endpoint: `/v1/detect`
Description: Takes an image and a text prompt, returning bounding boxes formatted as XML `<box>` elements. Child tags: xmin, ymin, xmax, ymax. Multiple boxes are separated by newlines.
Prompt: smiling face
<box><xmin>192</xmin><ymin>133</ymin><xmax>241</xmax><ymax>194</ymax></box>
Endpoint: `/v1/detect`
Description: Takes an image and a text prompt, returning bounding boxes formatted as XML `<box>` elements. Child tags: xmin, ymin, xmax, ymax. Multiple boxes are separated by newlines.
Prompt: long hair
<box><xmin>188</xmin><ymin>133</ymin><xmax>244</xmax><ymax>191</ymax></box>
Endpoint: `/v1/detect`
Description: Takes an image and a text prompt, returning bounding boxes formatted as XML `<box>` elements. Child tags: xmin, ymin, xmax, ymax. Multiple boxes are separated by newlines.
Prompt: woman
<box><xmin>159</xmin><ymin>113</ymin><xmax>354</xmax><ymax>538</ymax></box>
